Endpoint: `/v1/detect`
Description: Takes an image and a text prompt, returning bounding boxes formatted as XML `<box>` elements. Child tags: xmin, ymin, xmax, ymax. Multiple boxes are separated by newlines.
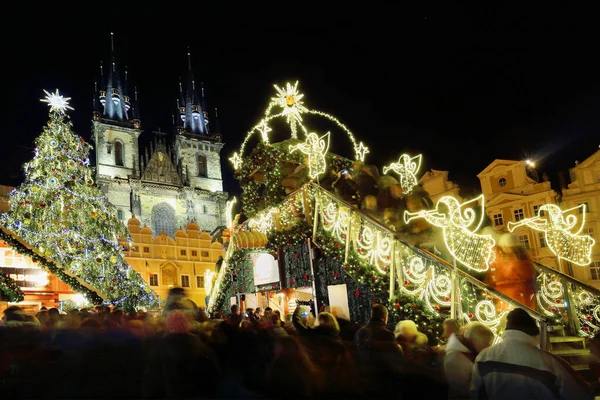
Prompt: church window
<box><xmin>115</xmin><ymin>141</ymin><xmax>124</xmax><ymax>166</ymax></box>
<box><xmin>117</xmin><ymin>209</ymin><xmax>124</xmax><ymax>220</ymax></box>
<box><xmin>203</xmin><ymin>205</ymin><xmax>207</xmax><ymax>214</ymax></box>
<box><xmin>198</xmin><ymin>155</ymin><xmax>207</xmax><ymax>177</ymax></box>
<box><xmin>152</xmin><ymin>202</ymin><xmax>176</xmax><ymax>238</ymax></box>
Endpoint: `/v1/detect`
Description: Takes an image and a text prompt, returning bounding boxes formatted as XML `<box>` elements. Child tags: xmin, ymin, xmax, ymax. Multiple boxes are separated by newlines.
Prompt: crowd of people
<box><xmin>0</xmin><ymin>287</ymin><xmax>594</xmax><ymax>399</ymax></box>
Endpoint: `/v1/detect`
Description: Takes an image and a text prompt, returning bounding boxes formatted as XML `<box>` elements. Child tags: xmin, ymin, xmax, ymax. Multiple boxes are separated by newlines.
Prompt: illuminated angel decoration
<box><xmin>383</xmin><ymin>153</ymin><xmax>422</xmax><ymax>194</ymax></box>
<box><xmin>290</xmin><ymin>131</ymin><xmax>330</xmax><ymax>180</ymax></box>
<box><xmin>404</xmin><ymin>195</ymin><xmax>496</xmax><ymax>272</ymax></box>
<box><xmin>507</xmin><ymin>204</ymin><xmax>596</xmax><ymax>266</ymax></box>
<box><xmin>248</xmin><ymin>207</ymin><xmax>277</xmax><ymax>233</ymax></box>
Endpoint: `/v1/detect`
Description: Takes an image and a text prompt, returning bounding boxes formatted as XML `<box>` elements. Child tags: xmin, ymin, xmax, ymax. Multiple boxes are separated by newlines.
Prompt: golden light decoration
<box><xmin>507</xmin><ymin>203</ymin><xmax>595</xmax><ymax>266</ymax></box>
<box><xmin>40</xmin><ymin>89</ymin><xmax>74</xmax><ymax>113</ymax></box>
<box><xmin>289</xmin><ymin>132</ymin><xmax>330</xmax><ymax>180</ymax></box>
<box><xmin>229</xmin><ymin>152</ymin><xmax>243</xmax><ymax>170</ymax></box>
<box><xmin>247</xmin><ymin>207</ymin><xmax>277</xmax><ymax>234</ymax></box>
<box><xmin>257</xmin><ymin>119</ymin><xmax>272</xmax><ymax>144</ymax></box>
<box><xmin>404</xmin><ymin>195</ymin><xmax>495</xmax><ymax>272</ymax></box>
<box><xmin>226</xmin><ymin>197</ymin><xmax>237</xmax><ymax>230</ymax></box>
<box><xmin>204</xmin><ymin>269</ymin><xmax>215</xmax><ymax>294</ymax></box>
<box><xmin>383</xmin><ymin>153</ymin><xmax>422</xmax><ymax>194</ymax></box>
<box><xmin>270</xmin><ymin>81</ymin><xmax>308</xmax><ymax>137</ymax></box>
<box><xmin>402</xmin><ymin>257</ymin><xmax>452</xmax><ymax>315</ymax></box>
<box><xmin>354</xmin><ymin>142</ymin><xmax>370</xmax><ymax>162</ymax></box>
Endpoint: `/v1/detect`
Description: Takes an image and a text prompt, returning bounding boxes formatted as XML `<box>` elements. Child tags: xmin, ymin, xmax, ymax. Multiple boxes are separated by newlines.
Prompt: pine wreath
<box><xmin>0</xmin><ymin>271</ymin><xmax>25</xmax><ymax>303</ymax></box>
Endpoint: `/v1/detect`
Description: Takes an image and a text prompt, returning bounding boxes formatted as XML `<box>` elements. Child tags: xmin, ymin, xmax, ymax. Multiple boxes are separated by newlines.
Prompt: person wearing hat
<box><xmin>470</xmin><ymin>308</ymin><xmax>592</xmax><ymax>399</ymax></box>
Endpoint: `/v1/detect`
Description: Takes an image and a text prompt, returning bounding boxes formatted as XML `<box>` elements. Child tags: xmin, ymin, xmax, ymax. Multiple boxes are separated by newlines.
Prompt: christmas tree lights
<box><xmin>289</xmin><ymin>131</ymin><xmax>330</xmax><ymax>180</ymax></box>
<box><xmin>226</xmin><ymin>197</ymin><xmax>237</xmax><ymax>230</ymax></box>
<box><xmin>404</xmin><ymin>195</ymin><xmax>495</xmax><ymax>272</ymax></box>
<box><xmin>1</xmin><ymin>90</ymin><xmax>159</xmax><ymax>310</ymax></box>
<box><xmin>507</xmin><ymin>204</ymin><xmax>595</xmax><ymax>266</ymax></box>
<box><xmin>383</xmin><ymin>153</ymin><xmax>422</xmax><ymax>194</ymax></box>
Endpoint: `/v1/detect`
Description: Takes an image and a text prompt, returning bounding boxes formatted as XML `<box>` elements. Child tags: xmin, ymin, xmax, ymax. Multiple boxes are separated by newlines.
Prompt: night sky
<box><xmin>3</xmin><ymin>5</ymin><xmax>600</xmax><ymax>198</ymax></box>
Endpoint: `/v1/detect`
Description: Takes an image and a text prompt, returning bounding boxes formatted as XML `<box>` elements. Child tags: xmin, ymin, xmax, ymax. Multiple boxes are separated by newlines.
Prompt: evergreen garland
<box><xmin>0</xmin><ymin>229</ymin><xmax>104</xmax><ymax>305</ymax></box>
<box><xmin>0</xmin><ymin>271</ymin><xmax>25</xmax><ymax>303</ymax></box>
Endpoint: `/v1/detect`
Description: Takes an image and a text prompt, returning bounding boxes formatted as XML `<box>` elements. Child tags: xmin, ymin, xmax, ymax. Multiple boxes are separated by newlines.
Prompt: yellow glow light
<box><xmin>226</xmin><ymin>197</ymin><xmax>237</xmax><ymax>230</ymax></box>
<box><xmin>354</xmin><ymin>142</ymin><xmax>370</xmax><ymax>162</ymax></box>
<box><xmin>383</xmin><ymin>153</ymin><xmax>422</xmax><ymax>194</ymax></box>
<box><xmin>248</xmin><ymin>207</ymin><xmax>277</xmax><ymax>233</ymax></box>
<box><xmin>270</xmin><ymin>81</ymin><xmax>308</xmax><ymax>138</ymax></box>
<box><xmin>229</xmin><ymin>152</ymin><xmax>243</xmax><ymax>170</ymax></box>
<box><xmin>507</xmin><ymin>204</ymin><xmax>595</xmax><ymax>266</ymax></box>
<box><xmin>404</xmin><ymin>195</ymin><xmax>495</xmax><ymax>272</ymax></box>
<box><xmin>257</xmin><ymin>119</ymin><xmax>272</xmax><ymax>144</ymax></box>
<box><xmin>290</xmin><ymin>131</ymin><xmax>330</xmax><ymax>180</ymax></box>
<box><xmin>205</xmin><ymin>269</ymin><xmax>215</xmax><ymax>293</ymax></box>
<box><xmin>41</xmin><ymin>89</ymin><xmax>74</xmax><ymax>113</ymax></box>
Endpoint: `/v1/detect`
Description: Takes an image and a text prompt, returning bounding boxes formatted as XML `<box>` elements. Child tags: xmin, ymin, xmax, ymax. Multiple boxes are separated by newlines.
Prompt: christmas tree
<box><xmin>1</xmin><ymin>90</ymin><xmax>158</xmax><ymax>310</ymax></box>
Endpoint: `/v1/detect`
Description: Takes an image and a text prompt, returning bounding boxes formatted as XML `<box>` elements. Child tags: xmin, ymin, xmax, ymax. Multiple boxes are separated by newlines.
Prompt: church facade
<box><xmin>91</xmin><ymin>35</ymin><xmax>228</xmax><ymax>238</ymax></box>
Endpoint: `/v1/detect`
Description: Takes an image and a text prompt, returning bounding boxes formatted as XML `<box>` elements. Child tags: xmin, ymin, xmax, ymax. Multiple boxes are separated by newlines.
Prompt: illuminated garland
<box><xmin>0</xmin><ymin>271</ymin><xmax>25</xmax><ymax>303</ymax></box>
<box><xmin>0</xmin><ymin>229</ymin><xmax>103</xmax><ymax>305</ymax></box>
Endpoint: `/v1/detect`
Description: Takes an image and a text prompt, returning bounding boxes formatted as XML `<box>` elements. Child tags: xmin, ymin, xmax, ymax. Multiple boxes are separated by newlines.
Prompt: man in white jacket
<box><xmin>470</xmin><ymin>308</ymin><xmax>592</xmax><ymax>399</ymax></box>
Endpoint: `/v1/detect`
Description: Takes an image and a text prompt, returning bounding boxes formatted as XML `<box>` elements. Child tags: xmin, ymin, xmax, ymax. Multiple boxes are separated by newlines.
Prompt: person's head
<box><xmin>166</xmin><ymin>309</ymin><xmax>191</xmax><ymax>333</ymax></box>
<box><xmin>256</xmin><ymin>307</ymin><xmax>264</xmax><ymax>317</ymax></box>
<box><xmin>245</xmin><ymin>308</ymin><xmax>254</xmax><ymax>318</ymax></box>
<box><xmin>394</xmin><ymin>320</ymin><xmax>419</xmax><ymax>341</ymax></box>
<box><xmin>462</xmin><ymin>322</ymin><xmax>495</xmax><ymax>353</ymax></box>
<box><xmin>317</xmin><ymin>312</ymin><xmax>340</xmax><ymax>335</ymax></box>
<box><xmin>48</xmin><ymin>307</ymin><xmax>60</xmax><ymax>322</ymax></box>
<box><xmin>371</xmin><ymin>304</ymin><xmax>388</xmax><ymax>324</ymax></box>
<box><xmin>264</xmin><ymin>307</ymin><xmax>273</xmax><ymax>315</ymax></box>
<box><xmin>506</xmin><ymin>308</ymin><xmax>540</xmax><ymax>337</ymax></box>
<box><xmin>3</xmin><ymin>305</ymin><xmax>25</xmax><ymax>322</ymax></box>
<box><xmin>231</xmin><ymin>304</ymin><xmax>240</xmax><ymax>315</ymax></box>
<box><xmin>442</xmin><ymin>318</ymin><xmax>461</xmax><ymax>339</ymax></box>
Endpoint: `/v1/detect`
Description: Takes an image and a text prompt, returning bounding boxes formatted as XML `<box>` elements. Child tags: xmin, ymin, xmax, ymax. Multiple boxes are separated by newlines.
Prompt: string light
<box><xmin>225</xmin><ymin>197</ymin><xmax>237</xmax><ymax>231</ymax></box>
<box><xmin>507</xmin><ymin>204</ymin><xmax>595</xmax><ymax>266</ymax></box>
<box><xmin>354</xmin><ymin>142</ymin><xmax>370</xmax><ymax>162</ymax></box>
<box><xmin>229</xmin><ymin>152</ymin><xmax>243</xmax><ymax>170</ymax></box>
<box><xmin>383</xmin><ymin>153</ymin><xmax>423</xmax><ymax>194</ymax></box>
<box><xmin>405</xmin><ymin>195</ymin><xmax>495</xmax><ymax>272</ymax></box>
<box><xmin>204</xmin><ymin>268</ymin><xmax>215</xmax><ymax>294</ymax></box>
<box><xmin>289</xmin><ymin>131</ymin><xmax>330</xmax><ymax>180</ymax></box>
<box><xmin>256</xmin><ymin>119</ymin><xmax>272</xmax><ymax>144</ymax></box>
<box><xmin>401</xmin><ymin>257</ymin><xmax>452</xmax><ymax>315</ymax></box>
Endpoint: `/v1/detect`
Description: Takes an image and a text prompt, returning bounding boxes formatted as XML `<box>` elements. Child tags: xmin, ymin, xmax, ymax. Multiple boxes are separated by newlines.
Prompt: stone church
<box><xmin>91</xmin><ymin>34</ymin><xmax>228</xmax><ymax>238</ymax></box>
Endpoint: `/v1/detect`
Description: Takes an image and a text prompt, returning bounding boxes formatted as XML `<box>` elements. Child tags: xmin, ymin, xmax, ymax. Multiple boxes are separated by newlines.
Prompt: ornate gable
<box><xmin>142</xmin><ymin>141</ymin><xmax>182</xmax><ymax>185</ymax></box>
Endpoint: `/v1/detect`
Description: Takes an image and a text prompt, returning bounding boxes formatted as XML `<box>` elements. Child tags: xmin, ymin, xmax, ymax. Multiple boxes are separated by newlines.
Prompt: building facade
<box><xmin>418</xmin><ymin>169</ymin><xmax>462</xmax><ymax>203</ymax></box>
<box><xmin>561</xmin><ymin>149</ymin><xmax>600</xmax><ymax>287</ymax></box>
<box><xmin>121</xmin><ymin>216</ymin><xmax>224</xmax><ymax>306</ymax></box>
<box><xmin>92</xmin><ymin>35</ymin><xmax>228</xmax><ymax>237</ymax></box>
<box><xmin>477</xmin><ymin>159</ymin><xmax>559</xmax><ymax>270</ymax></box>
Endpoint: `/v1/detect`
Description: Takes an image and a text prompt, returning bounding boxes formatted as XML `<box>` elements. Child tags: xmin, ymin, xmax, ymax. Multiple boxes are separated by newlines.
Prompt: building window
<box><xmin>498</xmin><ymin>177</ymin><xmax>507</xmax><ymax>187</ymax></box>
<box><xmin>143</xmin><ymin>247</ymin><xmax>150</xmax><ymax>253</ymax></box>
<box><xmin>203</xmin><ymin>205</ymin><xmax>207</xmax><ymax>214</ymax></box>
<box><xmin>579</xmin><ymin>202</ymin><xmax>590</xmax><ymax>213</ymax></box>
<box><xmin>493</xmin><ymin>213</ymin><xmax>503</xmax><ymax>226</ymax></box>
<box><xmin>117</xmin><ymin>209</ymin><xmax>124</xmax><ymax>220</ymax></box>
<box><xmin>590</xmin><ymin>261</ymin><xmax>600</xmax><ymax>280</ymax></box>
<box><xmin>114</xmin><ymin>141</ymin><xmax>124</xmax><ymax>166</ymax></box>
<box><xmin>533</xmin><ymin>204</ymin><xmax>545</xmax><ymax>217</ymax></box>
<box><xmin>149</xmin><ymin>274</ymin><xmax>158</xmax><ymax>286</ymax></box>
<box><xmin>583</xmin><ymin>227</ymin><xmax>595</xmax><ymax>240</ymax></box>
<box><xmin>198</xmin><ymin>155</ymin><xmax>207</xmax><ymax>177</ymax></box>
<box><xmin>538</xmin><ymin>232</ymin><xmax>547</xmax><ymax>248</ymax></box>
<box><xmin>197</xmin><ymin>275</ymin><xmax>205</xmax><ymax>288</ymax></box>
<box><xmin>201</xmin><ymin>251</ymin><xmax>209</xmax><ymax>257</ymax></box>
<box><xmin>514</xmin><ymin>208</ymin><xmax>524</xmax><ymax>222</ymax></box>
<box><xmin>181</xmin><ymin>275</ymin><xmax>190</xmax><ymax>288</ymax></box>
<box><xmin>518</xmin><ymin>234</ymin><xmax>530</xmax><ymax>250</ymax></box>
<box><xmin>191</xmin><ymin>250</ymin><xmax>198</xmax><ymax>257</ymax></box>
<box><xmin>152</xmin><ymin>202</ymin><xmax>176</xmax><ymax>238</ymax></box>
<box><xmin>180</xmin><ymin>250</ymin><xmax>187</xmax><ymax>256</ymax></box>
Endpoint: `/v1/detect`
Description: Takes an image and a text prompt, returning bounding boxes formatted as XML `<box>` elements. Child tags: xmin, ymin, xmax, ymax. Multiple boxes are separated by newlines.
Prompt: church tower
<box><xmin>92</xmin><ymin>32</ymin><xmax>141</xmax><ymax>183</ymax></box>
<box><xmin>173</xmin><ymin>49</ymin><xmax>224</xmax><ymax>193</ymax></box>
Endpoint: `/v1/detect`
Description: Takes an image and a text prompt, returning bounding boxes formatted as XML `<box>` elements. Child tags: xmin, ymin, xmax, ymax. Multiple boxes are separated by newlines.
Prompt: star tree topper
<box><xmin>40</xmin><ymin>89</ymin><xmax>74</xmax><ymax>113</ymax></box>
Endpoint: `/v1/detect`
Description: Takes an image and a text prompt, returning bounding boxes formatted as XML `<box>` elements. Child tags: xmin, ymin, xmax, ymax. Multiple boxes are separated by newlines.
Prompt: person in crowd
<box><xmin>332</xmin><ymin>168</ymin><xmax>358</xmax><ymax>205</ymax></box>
<box><xmin>162</xmin><ymin>287</ymin><xmax>186</xmax><ymax>317</ymax></box>
<box><xmin>471</xmin><ymin>308</ymin><xmax>593</xmax><ymax>399</ymax></box>
<box><xmin>434</xmin><ymin>318</ymin><xmax>461</xmax><ymax>352</ymax></box>
<box><xmin>254</xmin><ymin>307</ymin><xmax>264</xmax><ymax>319</ymax></box>
<box><xmin>444</xmin><ymin>321</ymin><xmax>494</xmax><ymax>399</ymax></box>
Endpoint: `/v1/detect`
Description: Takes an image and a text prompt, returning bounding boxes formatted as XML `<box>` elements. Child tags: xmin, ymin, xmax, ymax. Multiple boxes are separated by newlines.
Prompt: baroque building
<box><xmin>477</xmin><ymin>159</ymin><xmax>559</xmax><ymax>269</ymax></box>
<box><xmin>561</xmin><ymin>149</ymin><xmax>600</xmax><ymax>287</ymax></box>
<box><xmin>418</xmin><ymin>169</ymin><xmax>462</xmax><ymax>203</ymax></box>
<box><xmin>91</xmin><ymin>34</ymin><xmax>228</xmax><ymax>238</ymax></box>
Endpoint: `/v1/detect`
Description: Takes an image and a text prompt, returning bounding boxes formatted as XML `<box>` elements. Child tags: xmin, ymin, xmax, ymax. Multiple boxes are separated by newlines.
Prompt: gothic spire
<box><xmin>176</xmin><ymin>47</ymin><xmax>207</xmax><ymax>135</ymax></box>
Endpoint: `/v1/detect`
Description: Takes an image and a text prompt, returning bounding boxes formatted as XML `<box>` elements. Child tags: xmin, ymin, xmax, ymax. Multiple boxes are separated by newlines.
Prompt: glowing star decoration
<box><xmin>225</xmin><ymin>197</ymin><xmax>237</xmax><ymax>230</ymax></box>
<box><xmin>270</xmin><ymin>81</ymin><xmax>308</xmax><ymax>138</ymax></box>
<box><xmin>257</xmin><ymin>119</ymin><xmax>272</xmax><ymax>144</ymax></box>
<box><xmin>289</xmin><ymin>131</ymin><xmax>330</xmax><ymax>180</ymax></box>
<box><xmin>40</xmin><ymin>89</ymin><xmax>74</xmax><ymax>113</ymax></box>
<box><xmin>507</xmin><ymin>204</ymin><xmax>596</xmax><ymax>266</ymax></box>
<box><xmin>354</xmin><ymin>142</ymin><xmax>370</xmax><ymax>162</ymax></box>
<box><xmin>229</xmin><ymin>152</ymin><xmax>243</xmax><ymax>170</ymax></box>
<box><xmin>404</xmin><ymin>195</ymin><xmax>495</xmax><ymax>272</ymax></box>
<box><xmin>383</xmin><ymin>153</ymin><xmax>422</xmax><ymax>194</ymax></box>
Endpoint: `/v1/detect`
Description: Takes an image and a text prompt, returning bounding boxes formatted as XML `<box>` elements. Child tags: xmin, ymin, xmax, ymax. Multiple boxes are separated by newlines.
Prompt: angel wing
<box><xmin>406</xmin><ymin>154</ymin><xmax>422</xmax><ymax>174</ymax></box>
<box><xmin>455</xmin><ymin>194</ymin><xmax>485</xmax><ymax>231</ymax></box>
<box><xmin>558</xmin><ymin>204</ymin><xmax>588</xmax><ymax>235</ymax></box>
